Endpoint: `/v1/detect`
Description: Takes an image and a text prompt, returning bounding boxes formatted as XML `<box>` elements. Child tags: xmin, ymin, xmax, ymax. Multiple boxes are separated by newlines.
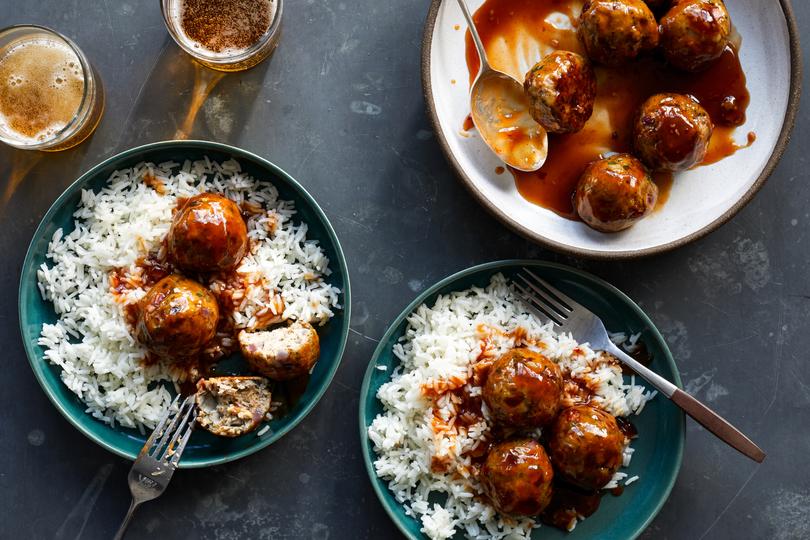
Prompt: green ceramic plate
<box><xmin>19</xmin><ymin>140</ymin><xmax>351</xmax><ymax>468</ymax></box>
<box><xmin>359</xmin><ymin>260</ymin><xmax>684</xmax><ymax>539</ymax></box>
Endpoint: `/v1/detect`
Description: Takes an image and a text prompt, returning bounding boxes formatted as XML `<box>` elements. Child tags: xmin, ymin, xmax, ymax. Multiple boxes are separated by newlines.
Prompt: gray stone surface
<box><xmin>0</xmin><ymin>1</ymin><xmax>808</xmax><ymax>539</ymax></box>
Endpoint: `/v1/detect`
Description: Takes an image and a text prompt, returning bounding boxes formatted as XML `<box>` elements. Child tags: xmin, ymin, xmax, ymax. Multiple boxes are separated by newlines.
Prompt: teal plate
<box><xmin>359</xmin><ymin>260</ymin><xmax>684</xmax><ymax>539</ymax></box>
<box><xmin>19</xmin><ymin>140</ymin><xmax>351</xmax><ymax>468</ymax></box>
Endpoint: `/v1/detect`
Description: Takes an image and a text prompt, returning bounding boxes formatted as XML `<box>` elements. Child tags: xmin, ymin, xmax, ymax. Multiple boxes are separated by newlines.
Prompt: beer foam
<box><xmin>0</xmin><ymin>36</ymin><xmax>85</xmax><ymax>143</ymax></box>
<box><xmin>170</xmin><ymin>0</ymin><xmax>277</xmax><ymax>58</ymax></box>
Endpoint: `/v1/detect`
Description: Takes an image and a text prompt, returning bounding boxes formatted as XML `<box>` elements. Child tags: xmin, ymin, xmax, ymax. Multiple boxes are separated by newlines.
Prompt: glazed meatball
<box><xmin>168</xmin><ymin>193</ymin><xmax>248</xmax><ymax>273</ymax></box>
<box><xmin>483</xmin><ymin>348</ymin><xmax>563</xmax><ymax>428</ymax></box>
<box><xmin>196</xmin><ymin>376</ymin><xmax>272</xmax><ymax>437</ymax></box>
<box><xmin>548</xmin><ymin>405</ymin><xmax>625</xmax><ymax>490</ymax></box>
<box><xmin>136</xmin><ymin>274</ymin><xmax>219</xmax><ymax>358</ymax></box>
<box><xmin>661</xmin><ymin>0</ymin><xmax>731</xmax><ymax>72</ymax></box>
<box><xmin>480</xmin><ymin>439</ymin><xmax>555</xmax><ymax>516</ymax></box>
<box><xmin>238</xmin><ymin>320</ymin><xmax>320</xmax><ymax>380</ymax></box>
<box><xmin>634</xmin><ymin>93</ymin><xmax>713</xmax><ymax>171</ymax></box>
<box><xmin>524</xmin><ymin>51</ymin><xmax>597</xmax><ymax>134</ymax></box>
<box><xmin>574</xmin><ymin>154</ymin><xmax>658</xmax><ymax>233</ymax></box>
<box><xmin>577</xmin><ymin>0</ymin><xmax>659</xmax><ymax>66</ymax></box>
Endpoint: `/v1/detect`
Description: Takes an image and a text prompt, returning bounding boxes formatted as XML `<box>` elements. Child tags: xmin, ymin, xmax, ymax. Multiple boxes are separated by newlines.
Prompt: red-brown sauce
<box><xmin>464</xmin><ymin>0</ymin><xmax>752</xmax><ymax>219</ymax></box>
<box><xmin>463</xmin><ymin>113</ymin><xmax>475</xmax><ymax>132</ymax></box>
<box><xmin>109</xmin><ymin>196</ymin><xmax>253</xmax><ymax>373</ymax></box>
<box><xmin>540</xmin><ymin>481</ymin><xmax>602</xmax><ymax>531</ymax></box>
<box><xmin>616</xmin><ymin>416</ymin><xmax>638</xmax><ymax>439</ymax></box>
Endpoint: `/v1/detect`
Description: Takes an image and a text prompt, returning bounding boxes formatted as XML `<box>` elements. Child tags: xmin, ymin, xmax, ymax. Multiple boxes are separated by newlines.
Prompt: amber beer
<box><xmin>161</xmin><ymin>0</ymin><xmax>282</xmax><ymax>71</ymax></box>
<box><xmin>0</xmin><ymin>26</ymin><xmax>103</xmax><ymax>151</ymax></box>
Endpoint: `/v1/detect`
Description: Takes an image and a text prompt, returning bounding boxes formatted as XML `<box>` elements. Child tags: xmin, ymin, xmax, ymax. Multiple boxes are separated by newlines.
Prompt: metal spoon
<box><xmin>457</xmin><ymin>0</ymin><xmax>548</xmax><ymax>172</ymax></box>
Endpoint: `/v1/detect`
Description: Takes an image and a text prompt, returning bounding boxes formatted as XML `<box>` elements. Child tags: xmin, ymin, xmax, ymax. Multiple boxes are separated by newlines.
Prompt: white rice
<box><xmin>36</xmin><ymin>158</ymin><xmax>341</xmax><ymax>430</ymax></box>
<box><xmin>368</xmin><ymin>274</ymin><xmax>655</xmax><ymax>540</ymax></box>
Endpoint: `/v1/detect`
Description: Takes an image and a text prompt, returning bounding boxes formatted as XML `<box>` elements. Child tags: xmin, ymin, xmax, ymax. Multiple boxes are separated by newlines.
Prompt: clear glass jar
<box><xmin>161</xmin><ymin>0</ymin><xmax>283</xmax><ymax>72</ymax></box>
<box><xmin>0</xmin><ymin>25</ymin><xmax>104</xmax><ymax>151</ymax></box>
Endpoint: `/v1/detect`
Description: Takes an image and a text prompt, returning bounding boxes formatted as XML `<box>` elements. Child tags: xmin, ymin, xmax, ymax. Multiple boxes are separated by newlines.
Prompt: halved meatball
<box><xmin>577</xmin><ymin>0</ymin><xmax>659</xmax><ymax>66</ymax></box>
<box><xmin>548</xmin><ymin>405</ymin><xmax>625</xmax><ymax>490</ymax></box>
<box><xmin>480</xmin><ymin>439</ymin><xmax>555</xmax><ymax>516</ymax></box>
<box><xmin>136</xmin><ymin>274</ymin><xmax>219</xmax><ymax>358</ymax></box>
<box><xmin>574</xmin><ymin>154</ymin><xmax>658</xmax><ymax>233</ymax></box>
<box><xmin>524</xmin><ymin>51</ymin><xmax>597</xmax><ymax>134</ymax></box>
<box><xmin>195</xmin><ymin>376</ymin><xmax>272</xmax><ymax>437</ymax></box>
<box><xmin>168</xmin><ymin>192</ymin><xmax>248</xmax><ymax>273</ymax></box>
<box><xmin>661</xmin><ymin>0</ymin><xmax>731</xmax><ymax>72</ymax></box>
<box><xmin>483</xmin><ymin>348</ymin><xmax>563</xmax><ymax>428</ymax></box>
<box><xmin>634</xmin><ymin>93</ymin><xmax>713</xmax><ymax>171</ymax></box>
<box><xmin>239</xmin><ymin>320</ymin><xmax>320</xmax><ymax>380</ymax></box>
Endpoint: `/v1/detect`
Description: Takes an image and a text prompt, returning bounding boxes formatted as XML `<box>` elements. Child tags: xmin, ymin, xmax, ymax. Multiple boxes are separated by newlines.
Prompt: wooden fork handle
<box><xmin>671</xmin><ymin>389</ymin><xmax>766</xmax><ymax>463</ymax></box>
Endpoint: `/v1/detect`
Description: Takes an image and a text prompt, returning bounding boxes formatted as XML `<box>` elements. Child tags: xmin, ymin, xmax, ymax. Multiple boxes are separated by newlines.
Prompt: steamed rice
<box><xmin>36</xmin><ymin>157</ymin><xmax>341</xmax><ymax>430</ymax></box>
<box><xmin>368</xmin><ymin>274</ymin><xmax>656</xmax><ymax>540</ymax></box>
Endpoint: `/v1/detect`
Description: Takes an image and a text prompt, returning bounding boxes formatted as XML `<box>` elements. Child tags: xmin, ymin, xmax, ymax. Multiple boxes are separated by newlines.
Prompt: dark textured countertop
<box><xmin>1</xmin><ymin>2</ymin><xmax>808</xmax><ymax>539</ymax></box>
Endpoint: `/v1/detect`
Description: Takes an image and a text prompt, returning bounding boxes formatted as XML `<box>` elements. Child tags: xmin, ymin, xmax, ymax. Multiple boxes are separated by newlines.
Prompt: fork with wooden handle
<box><xmin>513</xmin><ymin>268</ymin><xmax>765</xmax><ymax>463</ymax></box>
<box><xmin>113</xmin><ymin>395</ymin><xmax>197</xmax><ymax>540</ymax></box>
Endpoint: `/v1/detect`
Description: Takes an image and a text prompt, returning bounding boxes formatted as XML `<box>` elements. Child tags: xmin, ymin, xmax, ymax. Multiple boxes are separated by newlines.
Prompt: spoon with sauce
<box><xmin>457</xmin><ymin>0</ymin><xmax>548</xmax><ymax>172</ymax></box>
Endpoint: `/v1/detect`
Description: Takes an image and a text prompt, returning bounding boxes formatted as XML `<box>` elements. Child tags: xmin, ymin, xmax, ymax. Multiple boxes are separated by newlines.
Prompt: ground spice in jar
<box><xmin>180</xmin><ymin>0</ymin><xmax>275</xmax><ymax>53</ymax></box>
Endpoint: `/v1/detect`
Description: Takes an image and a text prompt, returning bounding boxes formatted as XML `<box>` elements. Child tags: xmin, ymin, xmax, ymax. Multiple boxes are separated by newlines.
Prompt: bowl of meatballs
<box><xmin>423</xmin><ymin>0</ymin><xmax>800</xmax><ymax>257</ymax></box>
<box><xmin>19</xmin><ymin>140</ymin><xmax>350</xmax><ymax>467</ymax></box>
<box><xmin>362</xmin><ymin>260</ymin><xmax>685</xmax><ymax>539</ymax></box>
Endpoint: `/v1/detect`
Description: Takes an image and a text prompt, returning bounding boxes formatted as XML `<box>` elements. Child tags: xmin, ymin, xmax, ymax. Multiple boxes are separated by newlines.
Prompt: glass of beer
<box><xmin>0</xmin><ymin>25</ymin><xmax>104</xmax><ymax>151</ymax></box>
<box><xmin>161</xmin><ymin>0</ymin><xmax>283</xmax><ymax>72</ymax></box>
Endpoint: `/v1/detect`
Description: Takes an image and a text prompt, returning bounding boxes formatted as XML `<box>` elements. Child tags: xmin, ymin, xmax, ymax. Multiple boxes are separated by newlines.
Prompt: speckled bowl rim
<box><xmin>420</xmin><ymin>0</ymin><xmax>803</xmax><ymax>260</ymax></box>
<box><xmin>358</xmin><ymin>259</ymin><xmax>685</xmax><ymax>540</ymax></box>
<box><xmin>18</xmin><ymin>139</ymin><xmax>352</xmax><ymax>468</ymax></box>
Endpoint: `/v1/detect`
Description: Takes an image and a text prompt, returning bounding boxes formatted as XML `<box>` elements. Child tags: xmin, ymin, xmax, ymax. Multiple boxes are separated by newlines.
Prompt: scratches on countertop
<box><xmin>350</xmin><ymin>328</ymin><xmax>380</xmax><ymax>344</ymax></box>
<box><xmin>54</xmin><ymin>463</ymin><xmax>113</xmax><ymax>540</ymax></box>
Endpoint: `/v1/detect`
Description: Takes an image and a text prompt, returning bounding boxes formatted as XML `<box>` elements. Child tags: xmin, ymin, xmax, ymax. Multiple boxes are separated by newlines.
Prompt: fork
<box><xmin>113</xmin><ymin>395</ymin><xmax>197</xmax><ymax>540</ymax></box>
<box><xmin>513</xmin><ymin>268</ymin><xmax>766</xmax><ymax>463</ymax></box>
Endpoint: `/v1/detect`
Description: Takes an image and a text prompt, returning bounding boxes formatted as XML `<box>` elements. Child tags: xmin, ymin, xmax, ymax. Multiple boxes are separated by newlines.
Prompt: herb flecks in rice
<box><xmin>37</xmin><ymin>158</ymin><xmax>340</xmax><ymax>430</ymax></box>
<box><xmin>368</xmin><ymin>275</ymin><xmax>655</xmax><ymax>540</ymax></box>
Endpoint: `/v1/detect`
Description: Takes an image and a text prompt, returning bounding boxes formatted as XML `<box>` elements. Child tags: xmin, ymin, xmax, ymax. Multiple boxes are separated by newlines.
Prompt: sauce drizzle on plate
<box><xmin>463</xmin><ymin>0</ymin><xmax>752</xmax><ymax>220</ymax></box>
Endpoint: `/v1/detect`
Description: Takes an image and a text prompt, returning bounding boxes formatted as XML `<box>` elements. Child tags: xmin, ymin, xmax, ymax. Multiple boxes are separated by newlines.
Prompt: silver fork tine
<box><xmin>513</xmin><ymin>282</ymin><xmax>565</xmax><ymax>326</ymax></box>
<box><xmin>169</xmin><ymin>422</ymin><xmax>195</xmax><ymax>467</ymax></box>
<box><xmin>158</xmin><ymin>396</ymin><xmax>196</xmax><ymax>462</ymax></box>
<box><xmin>516</xmin><ymin>273</ymin><xmax>571</xmax><ymax>317</ymax></box>
<box><xmin>149</xmin><ymin>396</ymin><xmax>192</xmax><ymax>458</ymax></box>
<box><xmin>522</xmin><ymin>268</ymin><xmax>582</xmax><ymax>312</ymax></box>
<box><xmin>140</xmin><ymin>394</ymin><xmax>180</xmax><ymax>456</ymax></box>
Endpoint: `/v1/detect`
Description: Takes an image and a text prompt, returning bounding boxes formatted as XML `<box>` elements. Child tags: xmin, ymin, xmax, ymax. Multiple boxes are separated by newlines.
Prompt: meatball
<box><xmin>577</xmin><ymin>0</ymin><xmax>659</xmax><ymax>66</ymax></box>
<box><xmin>136</xmin><ymin>274</ymin><xmax>219</xmax><ymax>358</ymax></box>
<box><xmin>574</xmin><ymin>154</ymin><xmax>658</xmax><ymax>233</ymax></box>
<box><xmin>660</xmin><ymin>0</ymin><xmax>731</xmax><ymax>72</ymax></box>
<box><xmin>168</xmin><ymin>192</ymin><xmax>248</xmax><ymax>273</ymax></box>
<box><xmin>196</xmin><ymin>376</ymin><xmax>272</xmax><ymax>437</ymax></box>
<box><xmin>480</xmin><ymin>439</ymin><xmax>554</xmax><ymax>516</ymax></box>
<box><xmin>483</xmin><ymin>348</ymin><xmax>563</xmax><ymax>428</ymax></box>
<box><xmin>548</xmin><ymin>405</ymin><xmax>625</xmax><ymax>490</ymax></box>
<box><xmin>634</xmin><ymin>93</ymin><xmax>713</xmax><ymax>171</ymax></box>
<box><xmin>524</xmin><ymin>51</ymin><xmax>597</xmax><ymax>134</ymax></box>
<box><xmin>238</xmin><ymin>320</ymin><xmax>320</xmax><ymax>380</ymax></box>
